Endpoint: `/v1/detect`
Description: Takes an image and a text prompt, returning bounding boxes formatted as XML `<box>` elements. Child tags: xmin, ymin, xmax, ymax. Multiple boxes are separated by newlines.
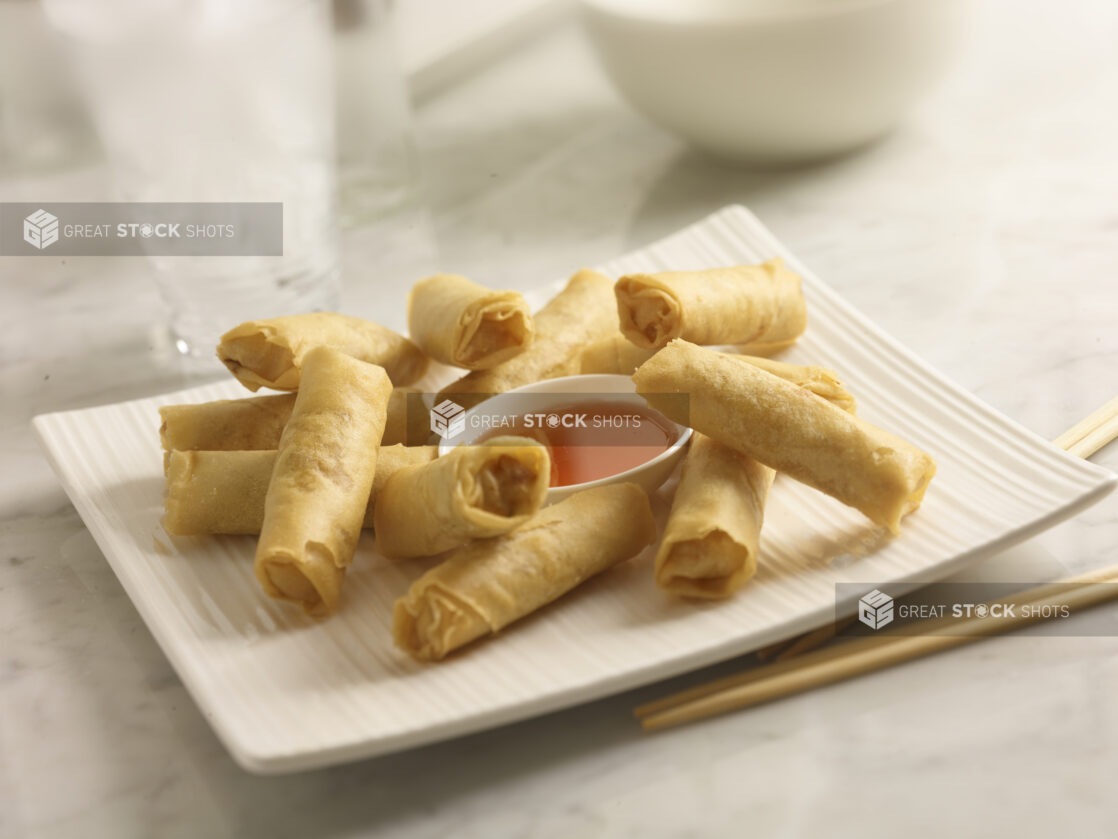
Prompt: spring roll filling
<box><xmin>619</xmin><ymin>284</ymin><xmax>678</xmax><ymax>347</ymax></box>
<box><xmin>660</xmin><ymin>532</ymin><xmax>747</xmax><ymax>595</ymax></box>
<box><xmin>262</xmin><ymin>550</ymin><xmax>323</xmax><ymax>604</ymax></box>
<box><xmin>403</xmin><ymin>588</ymin><xmax>489</xmax><ymax>659</ymax></box>
<box><xmin>221</xmin><ymin>334</ymin><xmax>292</xmax><ymax>384</ymax></box>
<box><xmin>472</xmin><ymin>454</ymin><xmax>541</xmax><ymax>518</ymax></box>
<box><xmin>460</xmin><ymin>308</ymin><xmax>530</xmax><ymax>366</ymax></box>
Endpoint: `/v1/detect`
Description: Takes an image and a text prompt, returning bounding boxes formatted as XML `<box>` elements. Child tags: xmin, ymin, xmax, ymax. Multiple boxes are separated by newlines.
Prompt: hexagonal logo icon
<box><xmin>858</xmin><ymin>589</ymin><xmax>894</xmax><ymax>630</ymax></box>
<box><xmin>430</xmin><ymin>398</ymin><xmax>465</xmax><ymax>439</ymax></box>
<box><xmin>24</xmin><ymin>209</ymin><xmax>59</xmax><ymax>250</ymax></box>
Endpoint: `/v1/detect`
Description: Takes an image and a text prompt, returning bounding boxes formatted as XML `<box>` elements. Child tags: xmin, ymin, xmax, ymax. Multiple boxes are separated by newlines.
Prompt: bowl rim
<box><xmin>436</xmin><ymin>373</ymin><xmax>693</xmax><ymax>493</ymax></box>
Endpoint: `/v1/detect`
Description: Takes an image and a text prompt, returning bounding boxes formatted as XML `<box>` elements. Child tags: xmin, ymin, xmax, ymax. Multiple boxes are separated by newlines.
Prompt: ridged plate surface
<box><xmin>33</xmin><ymin>206</ymin><xmax>1116</xmax><ymax>773</ymax></box>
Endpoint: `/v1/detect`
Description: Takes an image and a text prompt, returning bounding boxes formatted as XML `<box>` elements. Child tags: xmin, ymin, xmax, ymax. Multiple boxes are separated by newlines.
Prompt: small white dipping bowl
<box><xmin>437</xmin><ymin>374</ymin><xmax>692</xmax><ymax>503</ymax></box>
<box><xmin>581</xmin><ymin>0</ymin><xmax>963</xmax><ymax>164</ymax></box>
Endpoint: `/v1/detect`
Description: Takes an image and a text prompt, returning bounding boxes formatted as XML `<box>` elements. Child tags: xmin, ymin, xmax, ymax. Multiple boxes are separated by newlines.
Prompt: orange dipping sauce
<box><xmin>477</xmin><ymin>400</ymin><xmax>679</xmax><ymax>487</ymax></box>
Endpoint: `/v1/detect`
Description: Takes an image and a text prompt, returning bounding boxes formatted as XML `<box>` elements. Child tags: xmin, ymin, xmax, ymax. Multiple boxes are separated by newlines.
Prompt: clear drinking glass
<box><xmin>0</xmin><ymin>0</ymin><xmax>96</xmax><ymax>175</ymax></box>
<box><xmin>44</xmin><ymin>0</ymin><xmax>341</xmax><ymax>357</ymax></box>
<box><xmin>333</xmin><ymin>0</ymin><xmax>420</xmax><ymax>226</ymax></box>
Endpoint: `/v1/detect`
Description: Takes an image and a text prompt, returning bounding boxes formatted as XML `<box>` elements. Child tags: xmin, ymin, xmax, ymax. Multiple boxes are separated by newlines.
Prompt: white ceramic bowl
<box><xmin>437</xmin><ymin>374</ymin><xmax>692</xmax><ymax>503</ymax></box>
<box><xmin>581</xmin><ymin>0</ymin><xmax>963</xmax><ymax>164</ymax></box>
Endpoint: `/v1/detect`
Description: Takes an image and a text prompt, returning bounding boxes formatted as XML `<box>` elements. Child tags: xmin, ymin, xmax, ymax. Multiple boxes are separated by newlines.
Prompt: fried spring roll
<box><xmin>578</xmin><ymin>335</ymin><xmax>796</xmax><ymax>376</ymax></box>
<box><xmin>577</xmin><ymin>336</ymin><xmax>856</xmax><ymax>413</ymax></box>
<box><xmin>159</xmin><ymin>388</ymin><xmax>414</xmax><ymax>453</ymax></box>
<box><xmin>381</xmin><ymin>388</ymin><xmax>416</xmax><ymax>447</ymax></box>
<box><xmin>407</xmin><ymin>274</ymin><xmax>534</xmax><ymax>370</ymax></box>
<box><xmin>634</xmin><ymin>340</ymin><xmax>936</xmax><ymax>534</ymax></box>
<box><xmin>655</xmin><ymin>433</ymin><xmax>774</xmax><ymax>599</ymax></box>
<box><xmin>393</xmin><ymin>482</ymin><xmax>657</xmax><ymax>661</ymax></box>
<box><xmin>374</xmin><ymin>436</ymin><xmax>550</xmax><ymax>558</ymax></box>
<box><xmin>159</xmin><ymin>394</ymin><xmax>296</xmax><ymax>451</ymax></box>
<box><xmin>577</xmin><ymin>334</ymin><xmax>655</xmax><ymax>377</ymax></box>
<box><xmin>615</xmin><ymin>258</ymin><xmax>807</xmax><ymax>350</ymax></box>
<box><xmin>161</xmin><ymin>445</ymin><xmax>436</xmax><ymax>535</ymax></box>
<box><xmin>255</xmin><ymin>347</ymin><xmax>392</xmax><ymax>616</ymax></box>
<box><xmin>438</xmin><ymin>269</ymin><xmax>616</xmax><ymax>407</ymax></box>
<box><xmin>737</xmin><ymin>356</ymin><xmax>857</xmax><ymax>414</ymax></box>
<box><xmin>218</xmin><ymin>312</ymin><xmax>428</xmax><ymax>391</ymax></box>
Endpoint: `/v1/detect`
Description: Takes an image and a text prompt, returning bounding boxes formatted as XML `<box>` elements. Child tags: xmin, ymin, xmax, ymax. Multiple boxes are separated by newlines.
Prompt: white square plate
<box><xmin>33</xmin><ymin>206</ymin><xmax>1116</xmax><ymax>773</ymax></box>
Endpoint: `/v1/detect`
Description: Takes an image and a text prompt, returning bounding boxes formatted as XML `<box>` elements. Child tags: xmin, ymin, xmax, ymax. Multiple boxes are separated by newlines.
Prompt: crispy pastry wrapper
<box><xmin>374</xmin><ymin>436</ymin><xmax>550</xmax><ymax>558</ymax></box>
<box><xmin>634</xmin><ymin>340</ymin><xmax>935</xmax><ymax>534</ymax></box>
<box><xmin>159</xmin><ymin>388</ymin><xmax>413</xmax><ymax>453</ymax></box>
<box><xmin>578</xmin><ymin>337</ymin><xmax>856</xmax><ymax>414</ymax></box>
<box><xmin>577</xmin><ymin>334</ymin><xmax>657</xmax><ymax>377</ymax></box>
<box><xmin>254</xmin><ymin>347</ymin><xmax>392</xmax><ymax>616</ymax></box>
<box><xmin>393</xmin><ymin>482</ymin><xmax>657</xmax><ymax>661</ymax></box>
<box><xmin>162</xmin><ymin>445</ymin><xmax>436</xmax><ymax>535</ymax></box>
<box><xmin>438</xmin><ymin>269</ymin><xmax>617</xmax><ymax>406</ymax></box>
<box><xmin>578</xmin><ymin>335</ymin><xmax>796</xmax><ymax>376</ymax></box>
<box><xmin>734</xmin><ymin>355</ymin><xmax>857</xmax><ymax>414</ymax></box>
<box><xmin>159</xmin><ymin>394</ymin><xmax>296</xmax><ymax>452</ymax></box>
<box><xmin>407</xmin><ymin>274</ymin><xmax>534</xmax><ymax>370</ymax></box>
<box><xmin>217</xmin><ymin>312</ymin><xmax>428</xmax><ymax>391</ymax></box>
<box><xmin>615</xmin><ymin>258</ymin><xmax>807</xmax><ymax>350</ymax></box>
<box><xmin>379</xmin><ymin>387</ymin><xmax>416</xmax><ymax>447</ymax></box>
<box><xmin>655</xmin><ymin>433</ymin><xmax>775</xmax><ymax>599</ymax></box>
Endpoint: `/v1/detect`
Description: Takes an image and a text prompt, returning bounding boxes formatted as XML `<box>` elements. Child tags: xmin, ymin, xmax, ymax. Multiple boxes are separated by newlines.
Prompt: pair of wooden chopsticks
<box><xmin>1052</xmin><ymin>396</ymin><xmax>1118</xmax><ymax>459</ymax></box>
<box><xmin>636</xmin><ymin>395</ymin><xmax>1118</xmax><ymax>731</ymax></box>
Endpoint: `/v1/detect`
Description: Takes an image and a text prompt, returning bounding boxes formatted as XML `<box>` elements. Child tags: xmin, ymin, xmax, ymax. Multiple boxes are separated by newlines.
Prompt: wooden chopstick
<box><xmin>638</xmin><ymin>563</ymin><xmax>1118</xmax><ymax>730</ymax></box>
<box><xmin>636</xmin><ymin>397</ymin><xmax>1118</xmax><ymax>730</ymax></box>
<box><xmin>772</xmin><ymin>616</ymin><xmax>857</xmax><ymax>662</ymax></box>
<box><xmin>753</xmin><ymin>637</ymin><xmax>796</xmax><ymax>662</ymax></box>
<box><xmin>754</xmin><ymin>616</ymin><xmax>855</xmax><ymax>662</ymax></box>
<box><xmin>635</xmin><ymin>562</ymin><xmax>1113</xmax><ymax>720</ymax></box>
<box><xmin>1052</xmin><ymin>396</ymin><xmax>1118</xmax><ymax>459</ymax></box>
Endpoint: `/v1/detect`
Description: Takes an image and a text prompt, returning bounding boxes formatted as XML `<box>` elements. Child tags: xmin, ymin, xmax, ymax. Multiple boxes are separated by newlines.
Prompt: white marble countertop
<box><xmin>4</xmin><ymin>1</ymin><xmax>1118</xmax><ymax>836</ymax></box>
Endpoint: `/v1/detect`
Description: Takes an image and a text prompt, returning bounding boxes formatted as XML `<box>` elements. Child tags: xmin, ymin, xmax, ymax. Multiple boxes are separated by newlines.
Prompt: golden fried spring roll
<box><xmin>159</xmin><ymin>394</ymin><xmax>296</xmax><ymax>451</ymax></box>
<box><xmin>164</xmin><ymin>450</ymin><xmax>273</xmax><ymax>536</ymax></box>
<box><xmin>655</xmin><ymin>433</ymin><xmax>774</xmax><ymax>599</ymax></box>
<box><xmin>218</xmin><ymin>312</ymin><xmax>428</xmax><ymax>391</ymax></box>
<box><xmin>578</xmin><ymin>335</ymin><xmax>796</xmax><ymax>376</ymax></box>
<box><xmin>255</xmin><ymin>347</ymin><xmax>392</xmax><ymax>616</ymax></box>
<box><xmin>407</xmin><ymin>274</ymin><xmax>534</xmax><ymax>370</ymax></box>
<box><xmin>735</xmin><ymin>355</ymin><xmax>857</xmax><ymax>414</ymax></box>
<box><xmin>374</xmin><ymin>436</ymin><xmax>550</xmax><ymax>558</ymax></box>
<box><xmin>162</xmin><ymin>445</ymin><xmax>436</xmax><ymax>536</ymax></box>
<box><xmin>634</xmin><ymin>340</ymin><xmax>936</xmax><ymax>534</ymax></box>
<box><xmin>577</xmin><ymin>336</ymin><xmax>856</xmax><ymax>413</ymax></box>
<box><xmin>381</xmin><ymin>388</ymin><xmax>415</xmax><ymax>447</ymax></box>
<box><xmin>615</xmin><ymin>258</ymin><xmax>807</xmax><ymax>350</ymax></box>
<box><xmin>160</xmin><ymin>387</ymin><xmax>413</xmax><ymax>452</ymax></box>
<box><xmin>577</xmin><ymin>334</ymin><xmax>656</xmax><ymax>376</ymax></box>
<box><xmin>393</xmin><ymin>482</ymin><xmax>657</xmax><ymax>661</ymax></box>
<box><xmin>438</xmin><ymin>269</ymin><xmax>616</xmax><ymax>406</ymax></box>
